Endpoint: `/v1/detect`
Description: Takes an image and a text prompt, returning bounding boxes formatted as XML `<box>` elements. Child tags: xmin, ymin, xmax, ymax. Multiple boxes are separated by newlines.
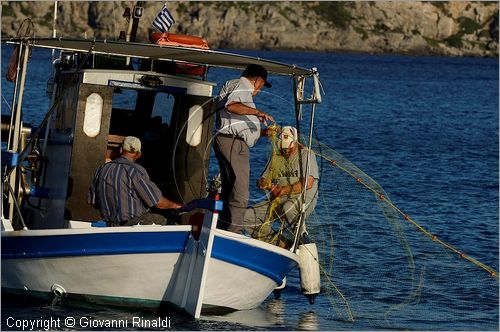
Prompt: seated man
<box><xmin>88</xmin><ymin>136</ymin><xmax>182</xmax><ymax>226</ymax></box>
<box><xmin>244</xmin><ymin>126</ymin><xmax>319</xmax><ymax>247</ymax></box>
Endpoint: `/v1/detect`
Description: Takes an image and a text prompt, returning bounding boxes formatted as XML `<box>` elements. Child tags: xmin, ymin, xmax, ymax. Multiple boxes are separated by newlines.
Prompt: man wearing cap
<box><xmin>214</xmin><ymin>64</ymin><xmax>275</xmax><ymax>233</ymax></box>
<box><xmin>88</xmin><ymin>136</ymin><xmax>183</xmax><ymax>226</ymax></box>
<box><xmin>244</xmin><ymin>126</ymin><xmax>319</xmax><ymax>247</ymax></box>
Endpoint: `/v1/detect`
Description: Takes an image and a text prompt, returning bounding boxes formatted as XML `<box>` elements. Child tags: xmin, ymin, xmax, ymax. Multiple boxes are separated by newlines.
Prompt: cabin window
<box><xmin>152</xmin><ymin>92</ymin><xmax>175</xmax><ymax>125</ymax></box>
<box><xmin>107</xmin><ymin>89</ymin><xmax>178</xmax><ymax>164</ymax></box>
<box><xmin>111</xmin><ymin>88</ymin><xmax>137</xmax><ymax>110</ymax></box>
<box><xmin>109</xmin><ymin>88</ymin><xmax>139</xmax><ymax>136</ymax></box>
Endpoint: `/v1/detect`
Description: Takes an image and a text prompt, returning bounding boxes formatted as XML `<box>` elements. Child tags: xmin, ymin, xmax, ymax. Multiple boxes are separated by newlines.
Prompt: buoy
<box><xmin>298</xmin><ymin>243</ymin><xmax>321</xmax><ymax>304</ymax></box>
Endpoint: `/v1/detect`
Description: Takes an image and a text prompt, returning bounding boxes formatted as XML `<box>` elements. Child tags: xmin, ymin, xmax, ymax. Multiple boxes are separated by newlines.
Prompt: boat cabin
<box><xmin>22</xmin><ymin>52</ymin><xmax>216</xmax><ymax>229</ymax></box>
<box><xmin>2</xmin><ymin>37</ymin><xmax>318</xmax><ymax>234</ymax></box>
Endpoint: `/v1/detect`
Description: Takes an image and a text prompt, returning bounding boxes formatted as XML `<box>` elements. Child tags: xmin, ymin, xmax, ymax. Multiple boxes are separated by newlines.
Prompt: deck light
<box><xmin>186</xmin><ymin>105</ymin><xmax>204</xmax><ymax>147</ymax></box>
<box><xmin>83</xmin><ymin>93</ymin><xmax>103</xmax><ymax>138</ymax></box>
<box><xmin>134</xmin><ymin>6</ymin><xmax>143</xmax><ymax>18</ymax></box>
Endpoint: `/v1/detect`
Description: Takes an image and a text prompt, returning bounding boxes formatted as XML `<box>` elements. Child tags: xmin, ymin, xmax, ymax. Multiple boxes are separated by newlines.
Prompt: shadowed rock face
<box><xmin>1</xmin><ymin>1</ymin><xmax>498</xmax><ymax>57</ymax></box>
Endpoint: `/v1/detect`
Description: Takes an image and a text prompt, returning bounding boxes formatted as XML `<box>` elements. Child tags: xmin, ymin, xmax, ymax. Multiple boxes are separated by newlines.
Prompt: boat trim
<box><xmin>1</xmin><ymin>226</ymin><xmax>298</xmax><ymax>283</ymax></box>
<box><xmin>212</xmin><ymin>237</ymin><xmax>297</xmax><ymax>283</ymax></box>
<box><xmin>1</xmin><ymin>230</ymin><xmax>191</xmax><ymax>259</ymax></box>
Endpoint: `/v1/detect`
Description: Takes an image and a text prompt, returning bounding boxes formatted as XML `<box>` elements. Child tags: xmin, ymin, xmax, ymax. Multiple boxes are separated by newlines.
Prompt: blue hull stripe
<box><xmin>2</xmin><ymin>232</ymin><xmax>297</xmax><ymax>283</ymax></box>
<box><xmin>1</xmin><ymin>231</ymin><xmax>190</xmax><ymax>259</ymax></box>
<box><xmin>211</xmin><ymin>237</ymin><xmax>297</xmax><ymax>283</ymax></box>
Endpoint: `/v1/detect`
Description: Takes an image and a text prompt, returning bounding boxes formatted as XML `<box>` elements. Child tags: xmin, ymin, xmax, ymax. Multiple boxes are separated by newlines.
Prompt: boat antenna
<box><xmin>123</xmin><ymin>1</ymin><xmax>143</xmax><ymax>66</ymax></box>
<box><xmin>42</xmin><ymin>1</ymin><xmax>59</xmax><ymax>157</ymax></box>
<box><xmin>123</xmin><ymin>1</ymin><xmax>144</xmax><ymax>43</ymax></box>
<box><xmin>51</xmin><ymin>2</ymin><xmax>58</xmax><ymax>43</ymax></box>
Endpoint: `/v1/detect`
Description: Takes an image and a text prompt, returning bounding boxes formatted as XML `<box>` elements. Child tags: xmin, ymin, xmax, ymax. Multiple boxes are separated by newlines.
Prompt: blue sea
<box><xmin>1</xmin><ymin>45</ymin><xmax>498</xmax><ymax>331</ymax></box>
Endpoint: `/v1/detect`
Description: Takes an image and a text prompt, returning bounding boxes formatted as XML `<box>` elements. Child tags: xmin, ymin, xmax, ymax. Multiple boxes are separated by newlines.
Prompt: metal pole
<box><xmin>52</xmin><ymin>1</ymin><xmax>58</xmax><ymax>53</ymax></box>
<box><xmin>291</xmin><ymin>74</ymin><xmax>304</xmax><ymax>252</ymax></box>
<box><xmin>43</xmin><ymin>0</ymin><xmax>58</xmax><ymax>155</ymax></box>
<box><xmin>129</xmin><ymin>1</ymin><xmax>144</xmax><ymax>42</ymax></box>
<box><xmin>6</xmin><ymin>180</ymin><xmax>27</xmax><ymax>230</ymax></box>
<box><xmin>11</xmin><ymin>44</ymin><xmax>30</xmax><ymax>153</ymax></box>
<box><xmin>292</xmin><ymin>101</ymin><xmax>316</xmax><ymax>252</ymax></box>
<box><xmin>292</xmin><ymin>69</ymin><xmax>321</xmax><ymax>251</ymax></box>
<box><xmin>7</xmin><ymin>41</ymin><xmax>31</xmax><ymax>222</ymax></box>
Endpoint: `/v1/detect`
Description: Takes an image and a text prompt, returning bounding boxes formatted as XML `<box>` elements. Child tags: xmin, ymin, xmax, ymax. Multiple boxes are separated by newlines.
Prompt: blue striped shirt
<box><xmin>88</xmin><ymin>156</ymin><xmax>162</xmax><ymax>223</ymax></box>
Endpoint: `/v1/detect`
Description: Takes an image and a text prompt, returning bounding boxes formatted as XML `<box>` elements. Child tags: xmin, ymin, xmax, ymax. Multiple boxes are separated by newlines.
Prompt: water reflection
<box><xmin>297</xmin><ymin>311</ymin><xmax>319</xmax><ymax>330</ymax></box>
<box><xmin>200</xmin><ymin>299</ymin><xmax>286</xmax><ymax>328</ymax></box>
<box><xmin>265</xmin><ymin>299</ymin><xmax>284</xmax><ymax>325</ymax></box>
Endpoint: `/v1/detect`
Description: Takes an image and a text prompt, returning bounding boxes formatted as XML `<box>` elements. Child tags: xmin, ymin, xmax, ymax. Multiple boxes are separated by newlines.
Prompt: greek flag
<box><xmin>152</xmin><ymin>4</ymin><xmax>175</xmax><ymax>33</ymax></box>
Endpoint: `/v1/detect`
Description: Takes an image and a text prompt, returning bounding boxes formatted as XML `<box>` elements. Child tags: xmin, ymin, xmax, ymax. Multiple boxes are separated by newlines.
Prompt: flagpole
<box><xmin>124</xmin><ymin>1</ymin><xmax>143</xmax><ymax>67</ymax></box>
<box><xmin>51</xmin><ymin>1</ymin><xmax>58</xmax><ymax>61</ymax></box>
<box><xmin>43</xmin><ymin>0</ymin><xmax>58</xmax><ymax>156</ymax></box>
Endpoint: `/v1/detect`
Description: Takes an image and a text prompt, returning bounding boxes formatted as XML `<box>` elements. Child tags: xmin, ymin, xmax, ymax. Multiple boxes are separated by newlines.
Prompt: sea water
<box><xmin>1</xmin><ymin>46</ymin><xmax>498</xmax><ymax>330</ymax></box>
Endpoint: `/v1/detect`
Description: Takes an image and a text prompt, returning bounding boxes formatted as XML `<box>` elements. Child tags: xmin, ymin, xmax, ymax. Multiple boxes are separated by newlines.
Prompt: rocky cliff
<box><xmin>1</xmin><ymin>1</ymin><xmax>498</xmax><ymax>57</ymax></box>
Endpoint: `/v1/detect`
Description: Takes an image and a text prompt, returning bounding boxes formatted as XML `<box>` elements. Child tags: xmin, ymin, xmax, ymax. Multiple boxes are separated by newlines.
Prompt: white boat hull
<box><xmin>2</xmin><ymin>224</ymin><xmax>299</xmax><ymax>313</ymax></box>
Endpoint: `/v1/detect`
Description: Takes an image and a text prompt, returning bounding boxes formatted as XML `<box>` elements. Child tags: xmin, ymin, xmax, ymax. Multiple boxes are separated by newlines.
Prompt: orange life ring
<box><xmin>149</xmin><ymin>33</ymin><xmax>209</xmax><ymax>76</ymax></box>
<box><xmin>149</xmin><ymin>33</ymin><xmax>209</xmax><ymax>49</ymax></box>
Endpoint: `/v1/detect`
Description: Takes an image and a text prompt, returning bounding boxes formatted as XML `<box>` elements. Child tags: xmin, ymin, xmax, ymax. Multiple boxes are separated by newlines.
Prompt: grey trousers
<box><xmin>214</xmin><ymin>135</ymin><xmax>250</xmax><ymax>233</ymax></box>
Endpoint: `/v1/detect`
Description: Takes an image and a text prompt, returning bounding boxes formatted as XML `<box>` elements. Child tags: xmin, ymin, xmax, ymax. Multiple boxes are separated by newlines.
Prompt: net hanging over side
<box><xmin>251</xmin><ymin>131</ymin><xmax>498</xmax><ymax>329</ymax></box>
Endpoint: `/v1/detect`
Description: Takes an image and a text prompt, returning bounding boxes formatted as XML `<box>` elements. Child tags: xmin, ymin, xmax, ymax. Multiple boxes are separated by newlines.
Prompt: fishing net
<box><xmin>244</xmin><ymin>125</ymin><xmax>315</xmax><ymax>248</ymax></box>
<box><xmin>307</xmin><ymin>137</ymin><xmax>498</xmax><ymax>330</ymax></box>
<box><xmin>252</xmin><ymin>129</ymin><xmax>498</xmax><ymax>330</ymax></box>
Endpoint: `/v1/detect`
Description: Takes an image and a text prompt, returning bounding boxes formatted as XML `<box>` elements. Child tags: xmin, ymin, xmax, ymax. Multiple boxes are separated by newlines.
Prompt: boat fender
<box><xmin>298</xmin><ymin>243</ymin><xmax>321</xmax><ymax>304</ymax></box>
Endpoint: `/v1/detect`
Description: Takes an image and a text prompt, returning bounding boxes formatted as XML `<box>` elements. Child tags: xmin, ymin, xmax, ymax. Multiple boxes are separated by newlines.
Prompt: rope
<box><xmin>2</xmin><ymin>94</ymin><xmax>12</xmax><ymax>111</ymax></box>
<box><xmin>256</xmin><ymin>125</ymin><xmax>286</xmax><ymax>243</ymax></box>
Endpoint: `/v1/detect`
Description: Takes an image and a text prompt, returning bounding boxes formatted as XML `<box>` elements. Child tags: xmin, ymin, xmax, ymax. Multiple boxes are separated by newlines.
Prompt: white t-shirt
<box><xmin>216</xmin><ymin>77</ymin><xmax>261</xmax><ymax>147</ymax></box>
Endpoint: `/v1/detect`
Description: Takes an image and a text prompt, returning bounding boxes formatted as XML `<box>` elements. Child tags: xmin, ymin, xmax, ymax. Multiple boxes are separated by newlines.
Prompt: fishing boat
<box><xmin>1</xmin><ymin>10</ymin><xmax>322</xmax><ymax>319</ymax></box>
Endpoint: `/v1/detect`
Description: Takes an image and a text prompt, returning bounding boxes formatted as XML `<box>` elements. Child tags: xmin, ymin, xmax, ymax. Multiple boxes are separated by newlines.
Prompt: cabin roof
<box><xmin>3</xmin><ymin>38</ymin><xmax>312</xmax><ymax>76</ymax></box>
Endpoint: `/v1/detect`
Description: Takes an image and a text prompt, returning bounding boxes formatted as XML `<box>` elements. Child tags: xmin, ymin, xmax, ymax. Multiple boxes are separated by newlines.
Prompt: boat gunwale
<box><xmin>1</xmin><ymin>224</ymin><xmax>299</xmax><ymax>263</ymax></box>
<box><xmin>0</xmin><ymin>224</ymin><xmax>193</xmax><ymax>236</ymax></box>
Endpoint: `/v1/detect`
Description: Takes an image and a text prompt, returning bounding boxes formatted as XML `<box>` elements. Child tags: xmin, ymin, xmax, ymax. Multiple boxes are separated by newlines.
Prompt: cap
<box><xmin>279</xmin><ymin>126</ymin><xmax>298</xmax><ymax>149</ymax></box>
<box><xmin>122</xmin><ymin>136</ymin><xmax>142</xmax><ymax>153</ymax></box>
<box><xmin>241</xmin><ymin>64</ymin><xmax>272</xmax><ymax>88</ymax></box>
